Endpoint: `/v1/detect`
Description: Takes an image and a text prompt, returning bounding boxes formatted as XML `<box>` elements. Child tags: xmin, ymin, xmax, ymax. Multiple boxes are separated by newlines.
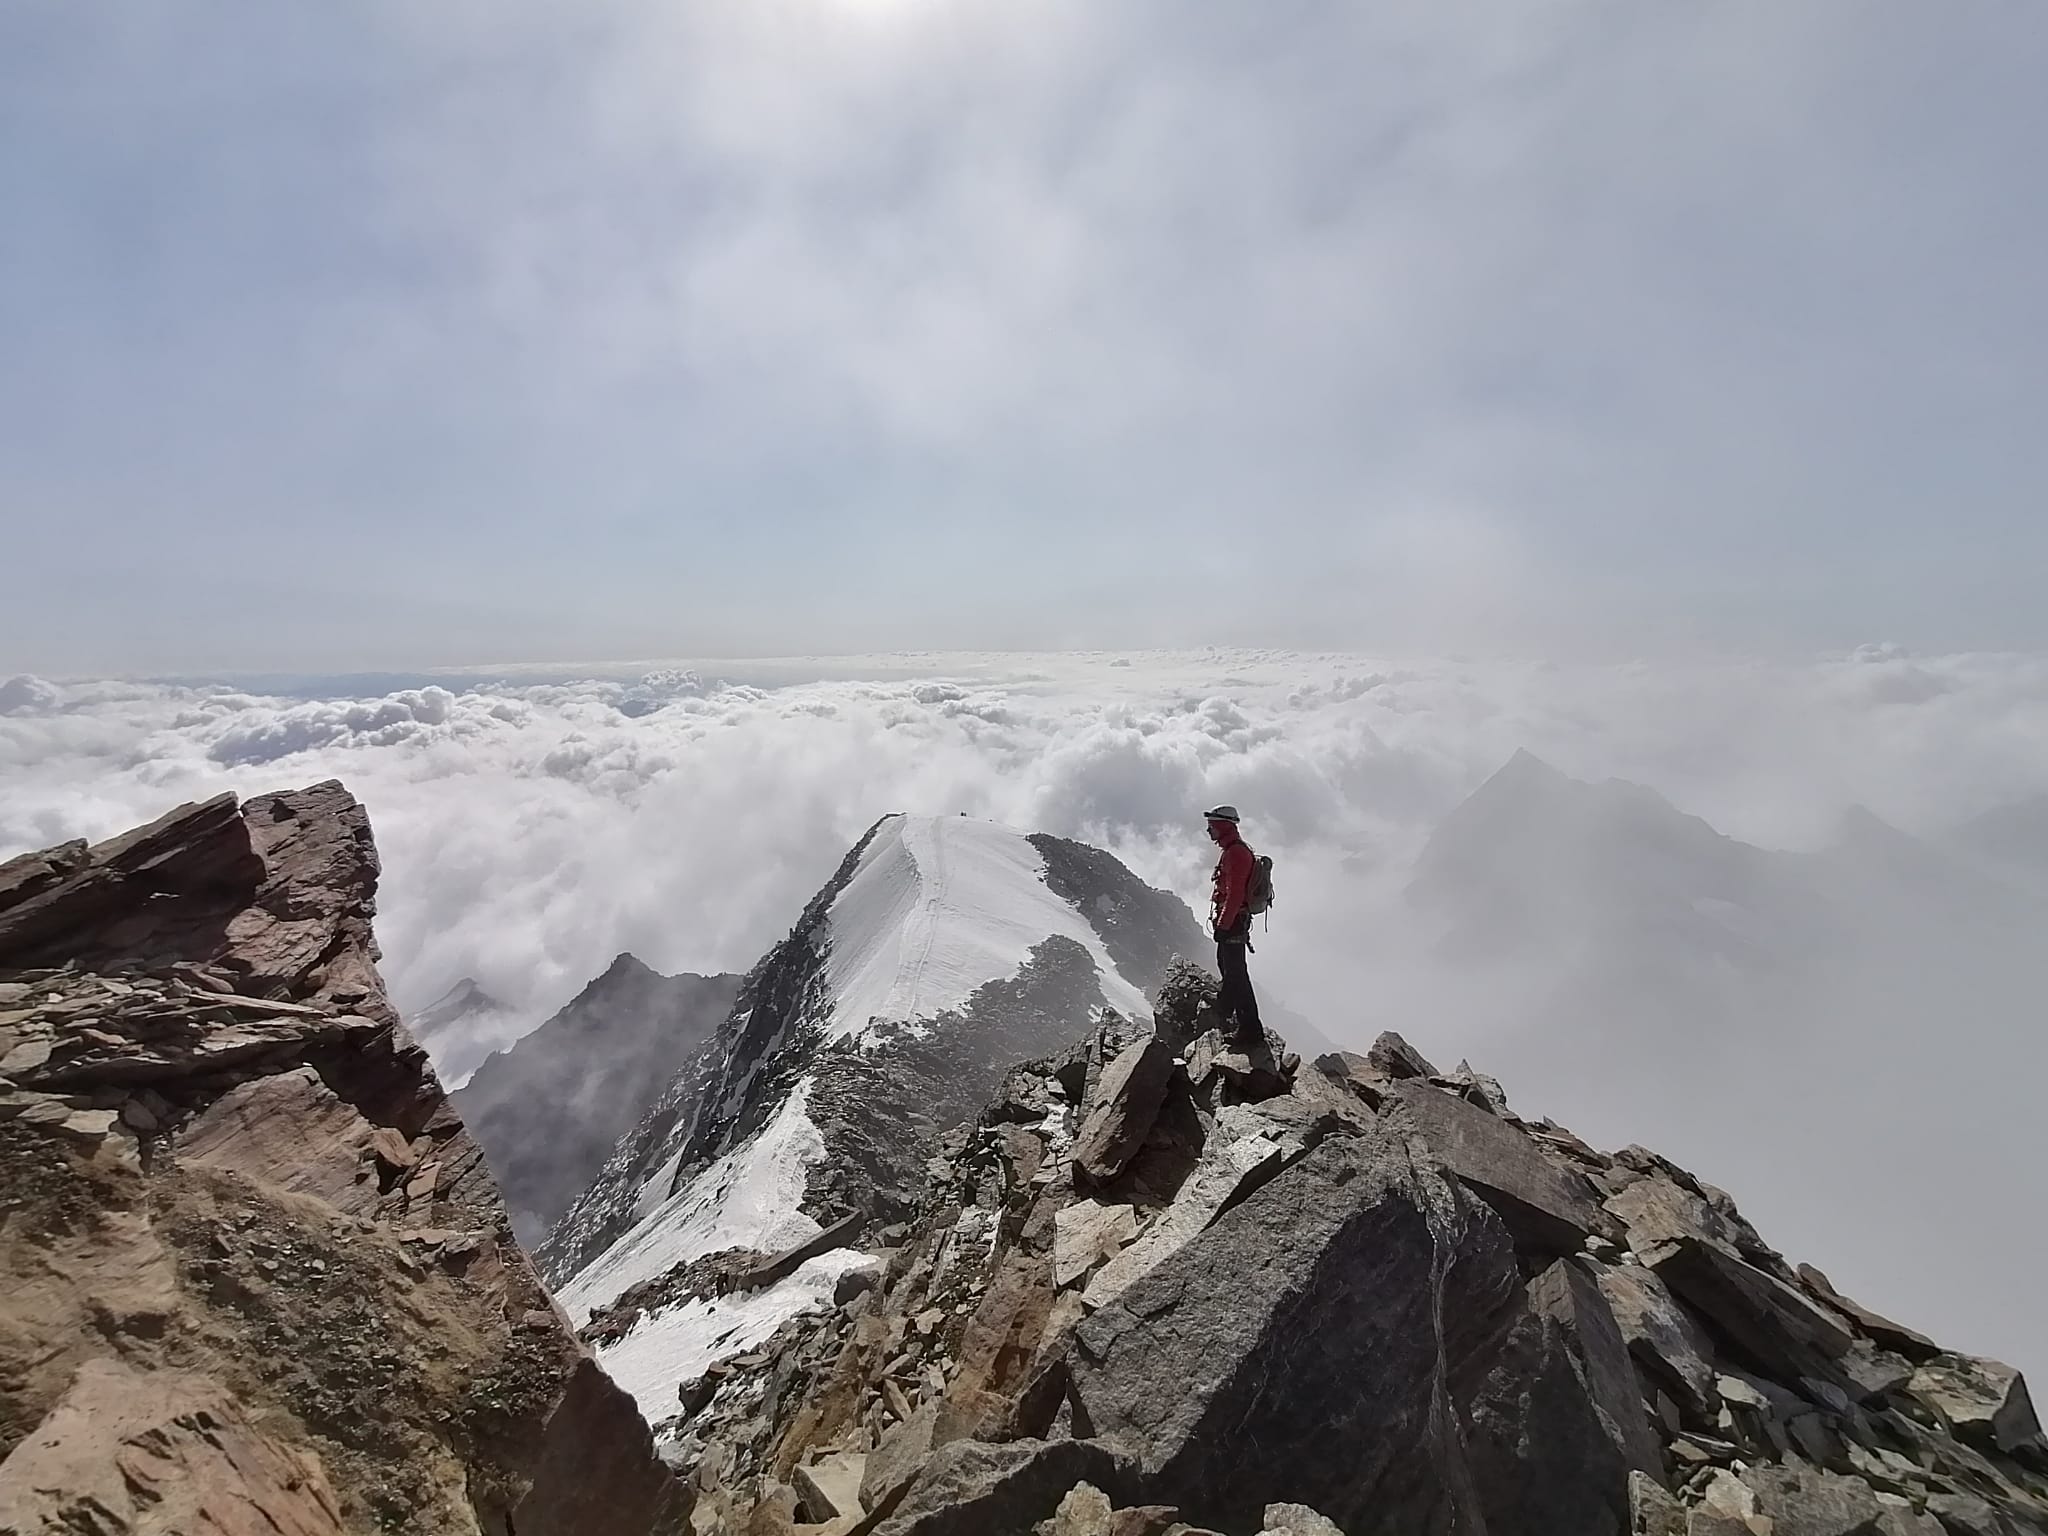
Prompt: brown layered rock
<box><xmin>0</xmin><ymin>786</ymin><xmax>687</xmax><ymax>1535</ymax></box>
<box><xmin>0</xmin><ymin>1358</ymin><xmax>348</xmax><ymax>1534</ymax></box>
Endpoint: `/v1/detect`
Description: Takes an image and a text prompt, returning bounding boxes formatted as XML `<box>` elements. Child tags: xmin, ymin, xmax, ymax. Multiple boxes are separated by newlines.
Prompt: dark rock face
<box><xmin>1384</xmin><ymin>1077</ymin><xmax>1615</xmax><ymax>1256</ymax></box>
<box><xmin>1070</xmin><ymin>1131</ymin><xmax>1524</xmax><ymax>1534</ymax></box>
<box><xmin>1460</xmin><ymin>1258</ymin><xmax>1669</xmax><ymax>1536</ymax></box>
<box><xmin>1027</xmin><ymin>834</ymin><xmax>1209</xmax><ymax>995</ymax></box>
<box><xmin>454</xmin><ymin>954</ymin><xmax>741</xmax><ymax>1244</ymax></box>
<box><xmin>1071</xmin><ymin>1037</ymin><xmax>1177</xmax><ymax>1184</ymax></box>
<box><xmin>0</xmin><ymin>787</ymin><xmax>686</xmax><ymax>1534</ymax></box>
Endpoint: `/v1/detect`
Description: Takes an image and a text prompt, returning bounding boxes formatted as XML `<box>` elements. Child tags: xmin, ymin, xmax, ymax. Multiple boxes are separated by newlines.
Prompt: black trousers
<box><xmin>1217</xmin><ymin>935</ymin><xmax>1262</xmax><ymax>1039</ymax></box>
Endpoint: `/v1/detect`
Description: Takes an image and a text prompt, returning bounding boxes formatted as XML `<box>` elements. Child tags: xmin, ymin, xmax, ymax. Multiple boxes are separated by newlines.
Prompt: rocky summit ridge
<box><xmin>0</xmin><ymin>784</ymin><xmax>687</xmax><ymax>1534</ymax></box>
<box><xmin>647</xmin><ymin>966</ymin><xmax>2048</xmax><ymax>1536</ymax></box>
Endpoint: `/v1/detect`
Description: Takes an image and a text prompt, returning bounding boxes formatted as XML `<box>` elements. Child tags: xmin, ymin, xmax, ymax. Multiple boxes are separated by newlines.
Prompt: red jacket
<box><xmin>1212</xmin><ymin>831</ymin><xmax>1255</xmax><ymax>933</ymax></box>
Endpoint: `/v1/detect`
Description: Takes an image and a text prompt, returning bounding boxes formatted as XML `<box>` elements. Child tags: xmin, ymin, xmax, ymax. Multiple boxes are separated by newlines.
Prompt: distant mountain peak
<box><xmin>415</xmin><ymin>974</ymin><xmax>502</xmax><ymax>1026</ymax></box>
<box><xmin>541</xmin><ymin>813</ymin><xmax>1214</xmax><ymax>1419</ymax></box>
<box><xmin>597</xmin><ymin>951</ymin><xmax>659</xmax><ymax>983</ymax></box>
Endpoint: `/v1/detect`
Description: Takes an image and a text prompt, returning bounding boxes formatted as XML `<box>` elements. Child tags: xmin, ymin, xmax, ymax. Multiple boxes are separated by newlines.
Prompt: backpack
<box><xmin>1246</xmin><ymin>851</ymin><xmax>1276</xmax><ymax>917</ymax></box>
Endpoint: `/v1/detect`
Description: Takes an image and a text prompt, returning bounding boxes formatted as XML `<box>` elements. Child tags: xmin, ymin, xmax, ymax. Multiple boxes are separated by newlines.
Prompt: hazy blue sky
<box><xmin>4</xmin><ymin>2</ymin><xmax>2044</xmax><ymax>674</ymax></box>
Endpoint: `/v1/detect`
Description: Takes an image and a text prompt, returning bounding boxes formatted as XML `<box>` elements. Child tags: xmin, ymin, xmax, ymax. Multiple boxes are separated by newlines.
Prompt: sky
<box><xmin>4</xmin><ymin>648</ymin><xmax>2047</xmax><ymax>1374</ymax></box>
<box><xmin>4</xmin><ymin>1</ymin><xmax>2047</xmax><ymax>672</ymax></box>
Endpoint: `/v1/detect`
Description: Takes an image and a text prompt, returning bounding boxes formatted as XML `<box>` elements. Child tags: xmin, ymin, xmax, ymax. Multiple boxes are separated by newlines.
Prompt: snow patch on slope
<box><xmin>822</xmin><ymin>815</ymin><xmax>1151</xmax><ymax>1043</ymax></box>
<box><xmin>559</xmin><ymin>1081</ymin><xmax>827</xmax><ymax>1325</ymax></box>
<box><xmin>594</xmin><ymin>1251</ymin><xmax>879</xmax><ymax>1433</ymax></box>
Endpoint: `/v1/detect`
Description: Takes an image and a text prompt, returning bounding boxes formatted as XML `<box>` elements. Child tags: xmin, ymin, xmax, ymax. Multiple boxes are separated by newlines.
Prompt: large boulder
<box><xmin>1069</xmin><ymin>1127</ymin><xmax>1524</xmax><ymax>1534</ymax></box>
<box><xmin>1365</xmin><ymin>1031</ymin><xmax>1438</xmax><ymax>1081</ymax></box>
<box><xmin>1462</xmin><ymin>1260</ymin><xmax>1664</xmax><ymax>1536</ymax></box>
<box><xmin>1908</xmin><ymin>1358</ymin><xmax>2045</xmax><ymax>1458</ymax></box>
<box><xmin>871</xmin><ymin>1438</ymin><xmax>1138</xmax><ymax>1536</ymax></box>
<box><xmin>1385</xmin><ymin>1079</ymin><xmax>1615</xmax><ymax>1257</ymax></box>
<box><xmin>1073</xmin><ymin>1039</ymin><xmax>1179</xmax><ymax>1185</ymax></box>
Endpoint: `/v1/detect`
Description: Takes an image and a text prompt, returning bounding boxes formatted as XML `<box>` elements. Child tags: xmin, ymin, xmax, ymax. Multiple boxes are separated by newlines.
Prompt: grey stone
<box><xmin>1365</xmin><ymin>1031</ymin><xmax>1437</xmax><ymax>1081</ymax></box>
<box><xmin>1693</xmin><ymin>1469</ymin><xmax>1766</xmax><ymax>1534</ymax></box>
<box><xmin>1629</xmin><ymin>1472</ymin><xmax>1685</xmax><ymax>1535</ymax></box>
<box><xmin>1054</xmin><ymin>1200</ymin><xmax>1140</xmax><ymax>1290</ymax></box>
<box><xmin>1073</xmin><ymin>1039</ymin><xmax>1177</xmax><ymax>1184</ymax></box>
<box><xmin>1908</xmin><ymin>1358</ymin><xmax>2044</xmax><ymax>1457</ymax></box>
<box><xmin>872</xmin><ymin>1438</ymin><xmax>1136</xmax><ymax>1536</ymax></box>
<box><xmin>1042</xmin><ymin>1482</ymin><xmax>1115</xmax><ymax>1536</ymax></box>
<box><xmin>861</xmin><ymin>1402</ymin><xmax>939</xmax><ymax>1513</ymax></box>
<box><xmin>1385</xmin><ymin>1079</ymin><xmax>1614</xmax><ymax>1256</ymax></box>
<box><xmin>1600</xmin><ymin>1258</ymin><xmax>1727</xmax><ymax>1425</ymax></box>
<box><xmin>1841</xmin><ymin>1341</ymin><xmax>1915</xmax><ymax>1405</ymax></box>
<box><xmin>1467</xmin><ymin>1260</ymin><xmax>1664</xmax><ymax>1536</ymax></box>
<box><xmin>1260</xmin><ymin>1505</ymin><xmax>1347</xmax><ymax>1536</ymax></box>
<box><xmin>1633</xmin><ymin>1232</ymin><xmax>1856</xmax><ymax>1392</ymax></box>
<box><xmin>836</xmin><ymin>1264</ymin><xmax>882</xmax><ymax>1307</ymax></box>
<box><xmin>1742</xmin><ymin>1463</ymin><xmax>1888</xmax><ymax>1536</ymax></box>
<box><xmin>1875</xmin><ymin>1505</ymin><xmax>1946</xmax><ymax>1536</ymax></box>
<box><xmin>1070</xmin><ymin>1127</ymin><xmax>1525</xmax><ymax>1535</ymax></box>
<box><xmin>794</xmin><ymin>1450</ymin><xmax>866</xmax><ymax>1522</ymax></box>
<box><xmin>745</xmin><ymin>1210</ymin><xmax>865</xmax><ymax>1290</ymax></box>
<box><xmin>1081</xmin><ymin>1106</ymin><xmax>1295</xmax><ymax>1313</ymax></box>
<box><xmin>1313</xmin><ymin>1052</ymin><xmax>1390</xmax><ymax>1109</ymax></box>
<box><xmin>1924</xmin><ymin>1491</ymin><xmax>2022</xmax><ymax>1535</ymax></box>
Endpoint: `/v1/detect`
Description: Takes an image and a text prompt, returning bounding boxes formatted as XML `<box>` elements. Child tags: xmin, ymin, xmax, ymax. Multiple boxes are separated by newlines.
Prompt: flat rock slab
<box><xmin>1639</xmin><ymin>1235</ymin><xmax>1856</xmax><ymax>1393</ymax></box>
<box><xmin>1597</xmin><ymin>1262</ymin><xmax>1721</xmax><ymax>1426</ymax></box>
<box><xmin>1080</xmin><ymin>1105</ymin><xmax>1300</xmax><ymax>1314</ymax></box>
<box><xmin>1796</xmin><ymin>1265</ymin><xmax>1938</xmax><ymax>1361</ymax></box>
<box><xmin>1313</xmin><ymin>1051</ymin><xmax>1393</xmax><ymax>1109</ymax></box>
<box><xmin>1385</xmin><ymin>1080</ymin><xmax>1613</xmax><ymax>1257</ymax></box>
<box><xmin>1074</xmin><ymin>1039</ymin><xmax>1177</xmax><ymax>1184</ymax></box>
<box><xmin>796</xmin><ymin>1450</ymin><xmax>868</xmax><ymax>1523</ymax></box>
<box><xmin>1055</xmin><ymin>1200</ymin><xmax>1141</xmax><ymax>1289</ymax></box>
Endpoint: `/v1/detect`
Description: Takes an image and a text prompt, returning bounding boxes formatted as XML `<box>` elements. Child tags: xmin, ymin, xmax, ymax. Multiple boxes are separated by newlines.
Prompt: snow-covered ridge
<box><xmin>822</xmin><ymin>814</ymin><xmax>1153</xmax><ymax>1042</ymax></box>
<box><xmin>558</xmin><ymin>1080</ymin><xmax>827</xmax><ymax>1326</ymax></box>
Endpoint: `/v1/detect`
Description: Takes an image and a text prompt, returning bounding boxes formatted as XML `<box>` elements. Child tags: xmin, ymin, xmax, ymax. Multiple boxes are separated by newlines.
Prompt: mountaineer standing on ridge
<box><xmin>1205</xmin><ymin>804</ymin><xmax>1264</xmax><ymax>1045</ymax></box>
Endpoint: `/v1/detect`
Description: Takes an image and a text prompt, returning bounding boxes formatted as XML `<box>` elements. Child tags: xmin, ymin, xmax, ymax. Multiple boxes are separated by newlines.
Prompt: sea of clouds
<box><xmin>4</xmin><ymin>647</ymin><xmax>2046</xmax><ymax>1368</ymax></box>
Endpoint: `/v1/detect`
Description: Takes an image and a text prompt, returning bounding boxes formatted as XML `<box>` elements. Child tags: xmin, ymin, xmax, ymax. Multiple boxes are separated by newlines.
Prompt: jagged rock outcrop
<box><xmin>640</xmin><ymin>965</ymin><xmax>2048</xmax><ymax>1536</ymax></box>
<box><xmin>0</xmin><ymin>785</ymin><xmax>688</xmax><ymax>1534</ymax></box>
<box><xmin>454</xmin><ymin>953</ymin><xmax>742</xmax><ymax>1244</ymax></box>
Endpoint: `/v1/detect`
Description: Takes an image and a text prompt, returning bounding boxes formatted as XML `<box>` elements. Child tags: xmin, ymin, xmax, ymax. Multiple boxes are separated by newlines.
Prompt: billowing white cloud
<box><xmin>4</xmin><ymin>649</ymin><xmax>2046</xmax><ymax>1370</ymax></box>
